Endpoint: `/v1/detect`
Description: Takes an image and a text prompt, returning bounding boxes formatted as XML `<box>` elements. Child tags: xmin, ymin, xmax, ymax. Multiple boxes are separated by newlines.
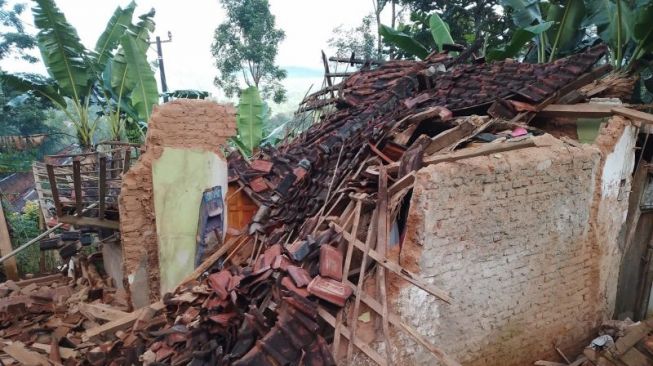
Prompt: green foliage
<box><xmin>487</xmin><ymin>22</ymin><xmax>553</xmax><ymax>60</ymax></box>
<box><xmin>429</xmin><ymin>13</ymin><xmax>454</xmax><ymax>52</ymax></box>
<box><xmin>119</xmin><ymin>35</ymin><xmax>158</xmax><ymax>124</ymax></box>
<box><xmin>546</xmin><ymin>0</ymin><xmax>587</xmax><ymax>61</ymax></box>
<box><xmin>0</xmin><ymin>0</ymin><xmax>37</xmax><ymax>62</ymax></box>
<box><xmin>4</xmin><ymin>200</ymin><xmax>41</xmax><ymax>275</ymax></box>
<box><xmin>328</xmin><ymin>14</ymin><xmax>379</xmax><ymax>59</ymax></box>
<box><xmin>1</xmin><ymin>0</ymin><xmax>157</xmax><ymax>148</ymax></box>
<box><xmin>211</xmin><ymin>0</ymin><xmax>287</xmax><ymax>104</ymax></box>
<box><xmin>234</xmin><ymin>86</ymin><xmax>264</xmax><ymax>157</ymax></box>
<box><xmin>32</xmin><ymin>0</ymin><xmax>92</xmax><ymax>102</ymax></box>
<box><xmin>398</xmin><ymin>0</ymin><xmax>514</xmax><ymax>52</ymax></box>
<box><xmin>379</xmin><ymin>24</ymin><xmax>429</xmax><ymax>59</ymax></box>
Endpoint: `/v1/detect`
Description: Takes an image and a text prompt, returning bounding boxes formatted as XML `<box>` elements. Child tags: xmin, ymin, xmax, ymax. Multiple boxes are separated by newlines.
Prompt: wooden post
<box><xmin>99</xmin><ymin>156</ymin><xmax>107</xmax><ymax>220</ymax></box>
<box><xmin>376</xmin><ymin>165</ymin><xmax>393</xmax><ymax>364</ymax></box>
<box><xmin>321</xmin><ymin>50</ymin><xmax>336</xmax><ymax>99</ymax></box>
<box><xmin>72</xmin><ymin>159</ymin><xmax>83</xmax><ymax>215</ymax></box>
<box><xmin>122</xmin><ymin>148</ymin><xmax>132</xmax><ymax>173</ymax></box>
<box><xmin>46</xmin><ymin>164</ymin><xmax>62</xmax><ymax>217</ymax></box>
<box><xmin>0</xmin><ymin>203</ymin><xmax>19</xmax><ymax>280</ymax></box>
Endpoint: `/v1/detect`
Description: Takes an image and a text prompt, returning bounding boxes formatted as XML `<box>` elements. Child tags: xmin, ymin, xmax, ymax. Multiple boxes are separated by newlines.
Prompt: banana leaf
<box><xmin>501</xmin><ymin>0</ymin><xmax>545</xmax><ymax>28</ymax></box>
<box><xmin>1</xmin><ymin>73</ymin><xmax>66</xmax><ymax>108</ymax></box>
<box><xmin>32</xmin><ymin>0</ymin><xmax>91</xmax><ymax>102</ymax></box>
<box><xmin>236</xmin><ymin>86</ymin><xmax>264</xmax><ymax>156</ymax></box>
<box><xmin>487</xmin><ymin>22</ymin><xmax>553</xmax><ymax>61</ymax></box>
<box><xmin>584</xmin><ymin>0</ymin><xmax>633</xmax><ymax>53</ymax></box>
<box><xmin>379</xmin><ymin>24</ymin><xmax>429</xmax><ymax>59</ymax></box>
<box><xmin>120</xmin><ymin>35</ymin><xmax>158</xmax><ymax>123</ymax></box>
<box><xmin>633</xmin><ymin>2</ymin><xmax>653</xmax><ymax>56</ymax></box>
<box><xmin>429</xmin><ymin>13</ymin><xmax>453</xmax><ymax>52</ymax></box>
<box><xmin>93</xmin><ymin>2</ymin><xmax>136</xmax><ymax>73</ymax></box>
<box><xmin>546</xmin><ymin>0</ymin><xmax>587</xmax><ymax>58</ymax></box>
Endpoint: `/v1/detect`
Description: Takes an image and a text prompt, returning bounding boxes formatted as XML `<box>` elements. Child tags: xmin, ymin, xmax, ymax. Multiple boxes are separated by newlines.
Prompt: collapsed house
<box><xmin>2</xmin><ymin>43</ymin><xmax>653</xmax><ymax>365</ymax></box>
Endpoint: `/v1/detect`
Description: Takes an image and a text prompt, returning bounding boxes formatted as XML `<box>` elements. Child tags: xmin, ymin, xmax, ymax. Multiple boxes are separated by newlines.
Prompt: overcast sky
<box><xmin>0</xmin><ymin>0</ymin><xmax>377</xmax><ymax>112</ymax></box>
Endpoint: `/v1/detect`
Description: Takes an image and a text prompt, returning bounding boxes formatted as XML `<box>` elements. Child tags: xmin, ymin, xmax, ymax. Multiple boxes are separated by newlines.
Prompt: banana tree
<box><xmin>378</xmin><ymin>12</ymin><xmax>454</xmax><ymax>60</ymax></box>
<box><xmin>232</xmin><ymin>86</ymin><xmax>265</xmax><ymax>158</ymax></box>
<box><xmin>101</xmin><ymin>8</ymin><xmax>159</xmax><ymax>141</ymax></box>
<box><xmin>1</xmin><ymin>0</ymin><xmax>157</xmax><ymax>149</ymax></box>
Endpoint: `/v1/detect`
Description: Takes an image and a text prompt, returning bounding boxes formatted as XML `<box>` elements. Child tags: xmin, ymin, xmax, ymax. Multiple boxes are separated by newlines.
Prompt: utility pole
<box><xmin>151</xmin><ymin>31</ymin><xmax>172</xmax><ymax>102</ymax></box>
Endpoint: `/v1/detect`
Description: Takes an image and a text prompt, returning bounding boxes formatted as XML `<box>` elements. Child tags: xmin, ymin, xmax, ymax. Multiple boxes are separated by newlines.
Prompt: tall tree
<box><xmin>0</xmin><ymin>0</ymin><xmax>37</xmax><ymax>62</ymax></box>
<box><xmin>211</xmin><ymin>0</ymin><xmax>287</xmax><ymax>104</ymax></box>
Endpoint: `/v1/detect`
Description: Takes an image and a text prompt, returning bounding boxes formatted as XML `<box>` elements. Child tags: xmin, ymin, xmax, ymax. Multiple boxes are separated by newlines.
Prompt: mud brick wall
<box><xmin>392</xmin><ymin>136</ymin><xmax>605</xmax><ymax>366</ymax></box>
<box><xmin>119</xmin><ymin>100</ymin><xmax>236</xmax><ymax>307</ymax></box>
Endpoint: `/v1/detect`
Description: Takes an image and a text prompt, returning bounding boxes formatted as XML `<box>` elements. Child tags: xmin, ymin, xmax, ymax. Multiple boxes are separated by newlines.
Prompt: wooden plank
<box><xmin>376</xmin><ymin>165</ymin><xmax>393</xmax><ymax>365</ymax></box>
<box><xmin>538</xmin><ymin>103</ymin><xmax>614</xmax><ymax>118</ymax></box>
<box><xmin>46</xmin><ymin>164</ymin><xmax>63</xmax><ymax>217</ymax></box>
<box><xmin>425</xmin><ymin>120</ymin><xmax>476</xmax><ymax>155</ymax></box>
<box><xmin>388</xmin><ymin>172</ymin><xmax>415</xmax><ymax>198</ymax></box>
<box><xmin>72</xmin><ymin>159</ymin><xmax>83</xmax><ymax>214</ymax></box>
<box><xmin>3</xmin><ymin>342</ymin><xmax>49</xmax><ymax>365</ymax></box>
<box><xmin>318</xmin><ymin>307</ymin><xmax>387</xmax><ymax>366</ymax></box>
<box><xmin>423</xmin><ymin>139</ymin><xmax>538</xmax><ymax>166</ymax></box>
<box><xmin>122</xmin><ymin>148</ymin><xmax>132</xmax><ymax>173</ymax></box>
<box><xmin>15</xmin><ymin>274</ymin><xmax>63</xmax><ymax>287</ymax></box>
<box><xmin>0</xmin><ymin>204</ymin><xmax>18</xmax><ymax>281</ymax></box>
<box><xmin>177</xmin><ymin>234</ymin><xmax>242</xmax><ymax>289</ymax></box>
<box><xmin>534</xmin><ymin>361</ymin><xmax>567</xmax><ymax>366</ymax></box>
<box><xmin>78</xmin><ymin>303</ymin><xmax>129</xmax><ymax>322</ymax></box>
<box><xmin>82</xmin><ymin>302</ymin><xmax>165</xmax><ymax>342</ymax></box>
<box><xmin>98</xmin><ymin>156</ymin><xmax>106</xmax><ymax>220</ymax></box>
<box><xmin>58</xmin><ymin>215</ymin><xmax>120</xmax><ymax>230</ymax></box>
<box><xmin>331</xmin><ymin>222</ymin><xmax>453</xmax><ymax>303</ymax></box>
<box><xmin>322</xmin><ymin>50</ymin><xmax>336</xmax><ymax>99</ymax></box>
<box><xmin>346</xmin><ymin>208</ymin><xmax>378</xmax><ymax>364</ymax></box>
<box><xmin>343</xmin><ymin>279</ymin><xmax>461</xmax><ymax>366</ymax></box>
<box><xmin>334</xmin><ymin>198</ymin><xmax>362</xmax><ymax>356</ymax></box>
<box><xmin>613</xmin><ymin>107</ymin><xmax>653</xmax><ymax>124</ymax></box>
<box><xmin>30</xmin><ymin>343</ymin><xmax>76</xmax><ymax>360</ymax></box>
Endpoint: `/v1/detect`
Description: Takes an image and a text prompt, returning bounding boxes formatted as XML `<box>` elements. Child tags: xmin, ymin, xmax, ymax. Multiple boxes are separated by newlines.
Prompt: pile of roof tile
<box><xmin>0</xmin><ymin>256</ymin><xmax>130</xmax><ymax>365</ymax></box>
<box><xmin>125</xmin><ymin>45</ymin><xmax>612</xmax><ymax>365</ymax></box>
<box><xmin>0</xmin><ymin>44</ymin><xmax>614</xmax><ymax>366</ymax></box>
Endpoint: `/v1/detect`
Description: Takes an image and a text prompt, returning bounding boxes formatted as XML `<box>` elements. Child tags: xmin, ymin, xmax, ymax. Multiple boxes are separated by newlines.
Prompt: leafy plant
<box><xmin>378</xmin><ymin>12</ymin><xmax>454</xmax><ymax>59</ymax></box>
<box><xmin>1</xmin><ymin>0</ymin><xmax>157</xmax><ymax>149</ymax></box>
<box><xmin>3</xmin><ymin>200</ymin><xmax>41</xmax><ymax>275</ymax></box>
<box><xmin>233</xmin><ymin>86</ymin><xmax>265</xmax><ymax>157</ymax></box>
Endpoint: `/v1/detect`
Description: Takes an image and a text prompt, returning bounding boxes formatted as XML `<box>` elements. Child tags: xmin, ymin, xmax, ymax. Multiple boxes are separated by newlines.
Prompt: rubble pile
<box><xmin>0</xmin><ymin>256</ymin><xmax>130</xmax><ymax>365</ymax></box>
<box><xmin>0</xmin><ymin>43</ymin><xmax>620</xmax><ymax>365</ymax></box>
<box><xmin>537</xmin><ymin>318</ymin><xmax>653</xmax><ymax>366</ymax></box>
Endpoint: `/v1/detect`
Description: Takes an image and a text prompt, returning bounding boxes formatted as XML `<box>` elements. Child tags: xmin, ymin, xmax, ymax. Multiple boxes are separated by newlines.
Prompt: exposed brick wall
<box><xmin>119</xmin><ymin>100</ymin><xmax>236</xmax><ymax>307</ymax></box>
<box><xmin>392</xmin><ymin>136</ymin><xmax>604</xmax><ymax>365</ymax></box>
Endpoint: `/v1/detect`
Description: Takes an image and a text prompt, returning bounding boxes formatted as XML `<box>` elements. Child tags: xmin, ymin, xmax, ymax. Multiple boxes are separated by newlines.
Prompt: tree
<box><xmin>398</xmin><ymin>0</ymin><xmax>513</xmax><ymax>51</ymax></box>
<box><xmin>211</xmin><ymin>0</ymin><xmax>287</xmax><ymax>104</ymax></box>
<box><xmin>1</xmin><ymin>0</ymin><xmax>158</xmax><ymax>149</ymax></box>
<box><xmin>0</xmin><ymin>0</ymin><xmax>37</xmax><ymax>63</ymax></box>
<box><xmin>328</xmin><ymin>14</ymin><xmax>379</xmax><ymax>60</ymax></box>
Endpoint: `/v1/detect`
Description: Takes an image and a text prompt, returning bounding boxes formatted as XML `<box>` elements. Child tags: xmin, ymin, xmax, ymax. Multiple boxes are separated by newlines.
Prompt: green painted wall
<box><xmin>152</xmin><ymin>147</ymin><xmax>227</xmax><ymax>294</ymax></box>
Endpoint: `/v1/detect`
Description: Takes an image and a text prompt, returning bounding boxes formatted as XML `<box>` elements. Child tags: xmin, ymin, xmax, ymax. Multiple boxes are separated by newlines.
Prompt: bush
<box><xmin>4</xmin><ymin>200</ymin><xmax>42</xmax><ymax>275</ymax></box>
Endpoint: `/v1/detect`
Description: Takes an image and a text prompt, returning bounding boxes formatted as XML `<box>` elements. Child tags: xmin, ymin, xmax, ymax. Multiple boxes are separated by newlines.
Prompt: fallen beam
<box><xmin>538</xmin><ymin>103</ymin><xmax>614</xmax><ymax>118</ymax></box>
<box><xmin>330</xmin><ymin>222</ymin><xmax>453</xmax><ymax>303</ymax></box>
<box><xmin>423</xmin><ymin>139</ymin><xmax>538</xmax><ymax>166</ymax></box>
<box><xmin>612</xmin><ymin>107</ymin><xmax>653</xmax><ymax>124</ymax></box>
<box><xmin>82</xmin><ymin>302</ymin><xmax>164</xmax><ymax>342</ymax></box>
<box><xmin>318</xmin><ymin>307</ymin><xmax>388</xmax><ymax>366</ymax></box>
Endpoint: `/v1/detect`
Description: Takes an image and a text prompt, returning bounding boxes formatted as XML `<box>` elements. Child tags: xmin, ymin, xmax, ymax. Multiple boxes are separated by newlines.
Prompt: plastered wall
<box><xmin>385</xmin><ymin>122</ymin><xmax>636</xmax><ymax>365</ymax></box>
<box><xmin>119</xmin><ymin>100</ymin><xmax>235</xmax><ymax>307</ymax></box>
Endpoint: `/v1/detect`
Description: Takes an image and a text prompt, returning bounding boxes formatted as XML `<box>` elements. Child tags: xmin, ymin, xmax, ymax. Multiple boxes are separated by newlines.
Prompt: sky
<box><xmin>0</xmin><ymin>0</ymin><xmax>377</xmax><ymax>113</ymax></box>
